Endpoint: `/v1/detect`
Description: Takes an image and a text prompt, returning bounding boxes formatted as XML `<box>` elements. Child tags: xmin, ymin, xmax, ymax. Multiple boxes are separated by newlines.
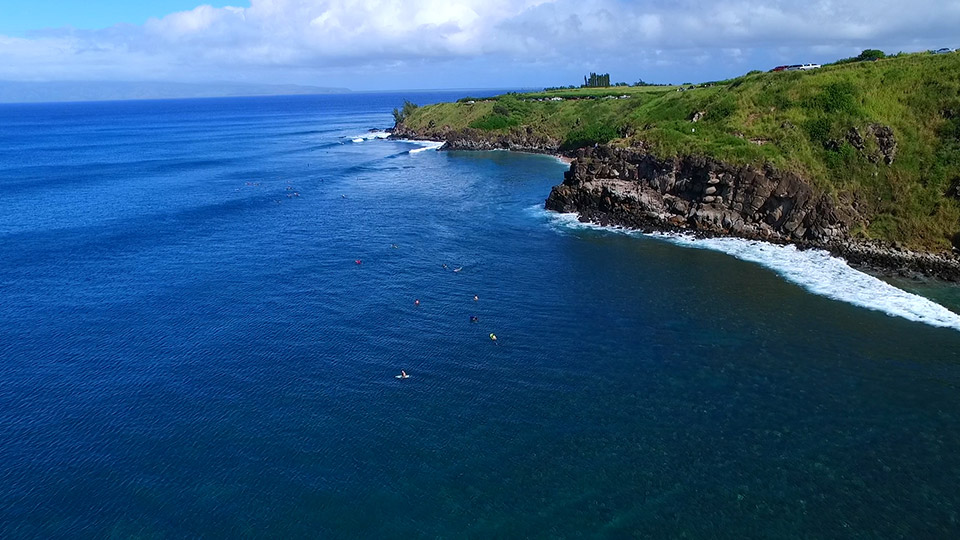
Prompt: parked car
<box><xmin>933</xmin><ymin>48</ymin><xmax>953</xmax><ymax>54</ymax></box>
<box><xmin>783</xmin><ymin>63</ymin><xmax>821</xmax><ymax>71</ymax></box>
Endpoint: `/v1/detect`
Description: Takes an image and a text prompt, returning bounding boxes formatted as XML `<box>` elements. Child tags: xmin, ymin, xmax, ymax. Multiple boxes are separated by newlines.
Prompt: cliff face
<box><xmin>546</xmin><ymin>145</ymin><xmax>856</xmax><ymax>244</ymax></box>
<box><xmin>546</xmin><ymin>145</ymin><xmax>960</xmax><ymax>280</ymax></box>
<box><xmin>391</xmin><ymin>120</ymin><xmax>960</xmax><ymax>280</ymax></box>
<box><xmin>396</xmin><ymin>121</ymin><xmax>863</xmax><ymax>246</ymax></box>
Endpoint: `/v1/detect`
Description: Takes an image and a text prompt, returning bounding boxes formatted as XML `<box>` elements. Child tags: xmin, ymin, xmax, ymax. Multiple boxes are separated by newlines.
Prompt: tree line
<box><xmin>583</xmin><ymin>72</ymin><xmax>611</xmax><ymax>87</ymax></box>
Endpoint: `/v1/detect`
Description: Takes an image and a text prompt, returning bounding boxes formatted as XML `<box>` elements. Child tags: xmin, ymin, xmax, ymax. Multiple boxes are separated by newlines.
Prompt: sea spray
<box><xmin>405</xmin><ymin>141</ymin><xmax>445</xmax><ymax>154</ymax></box>
<box><xmin>537</xmin><ymin>208</ymin><xmax>960</xmax><ymax>331</ymax></box>
<box><xmin>348</xmin><ymin>130</ymin><xmax>392</xmax><ymax>143</ymax></box>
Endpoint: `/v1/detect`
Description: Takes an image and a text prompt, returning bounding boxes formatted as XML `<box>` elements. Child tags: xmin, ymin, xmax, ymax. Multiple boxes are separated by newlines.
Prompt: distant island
<box><xmin>392</xmin><ymin>50</ymin><xmax>960</xmax><ymax>280</ymax></box>
<box><xmin>0</xmin><ymin>80</ymin><xmax>350</xmax><ymax>103</ymax></box>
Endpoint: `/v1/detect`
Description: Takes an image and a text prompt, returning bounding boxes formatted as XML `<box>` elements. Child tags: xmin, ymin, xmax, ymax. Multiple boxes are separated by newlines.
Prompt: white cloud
<box><xmin>1</xmin><ymin>0</ymin><xmax>958</xmax><ymax>87</ymax></box>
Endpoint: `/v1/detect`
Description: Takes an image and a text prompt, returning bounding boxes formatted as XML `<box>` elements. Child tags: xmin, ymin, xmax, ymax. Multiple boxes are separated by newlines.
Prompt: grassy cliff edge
<box><xmin>397</xmin><ymin>52</ymin><xmax>960</xmax><ymax>254</ymax></box>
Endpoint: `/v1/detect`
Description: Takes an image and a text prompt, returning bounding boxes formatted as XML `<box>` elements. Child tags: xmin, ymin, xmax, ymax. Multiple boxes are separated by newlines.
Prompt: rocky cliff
<box><xmin>392</xmin><ymin>121</ymin><xmax>960</xmax><ymax>280</ymax></box>
<box><xmin>546</xmin><ymin>145</ymin><xmax>855</xmax><ymax>243</ymax></box>
<box><xmin>391</xmin><ymin>124</ymin><xmax>561</xmax><ymax>154</ymax></box>
<box><xmin>545</xmin><ymin>145</ymin><xmax>960</xmax><ymax>281</ymax></box>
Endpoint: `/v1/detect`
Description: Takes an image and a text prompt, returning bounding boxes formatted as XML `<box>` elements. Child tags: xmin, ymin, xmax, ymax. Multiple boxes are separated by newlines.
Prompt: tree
<box><xmin>582</xmin><ymin>72</ymin><xmax>611</xmax><ymax>88</ymax></box>
<box><xmin>857</xmin><ymin>49</ymin><xmax>886</xmax><ymax>61</ymax></box>
<box><xmin>830</xmin><ymin>49</ymin><xmax>887</xmax><ymax>66</ymax></box>
<box><xmin>392</xmin><ymin>100</ymin><xmax>419</xmax><ymax>125</ymax></box>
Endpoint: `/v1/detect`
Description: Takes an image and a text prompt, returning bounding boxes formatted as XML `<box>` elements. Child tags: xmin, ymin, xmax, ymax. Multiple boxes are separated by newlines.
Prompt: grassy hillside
<box><xmin>401</xmin><ymin>52</ymin><xmax>960</xmax><ymax>251</ymax></box>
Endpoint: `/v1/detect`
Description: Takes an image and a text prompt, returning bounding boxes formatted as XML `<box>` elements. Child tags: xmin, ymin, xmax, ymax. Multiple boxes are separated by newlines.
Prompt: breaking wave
<box><xmin>403</xmin><ymin>140</ymin><xmax>445</xmax><ymax>154</ymax></box>
<box><xmin>348</xmin><ymin>130</ymin><xmax>391</xmax><ymax>143</ymax></box>
<box><xmin>537</xmin><ymin>208</ymin><xmax>960</xmax><ymax>331</ymax></box>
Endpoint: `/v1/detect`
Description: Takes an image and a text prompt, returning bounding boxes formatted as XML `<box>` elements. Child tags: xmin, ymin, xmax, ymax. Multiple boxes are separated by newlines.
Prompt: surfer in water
<box><xmin>489</xmin><ymin>333</ymin><xmax>498</xmax><ymax>344</ymax></box>
<box><xmin>470</xmin><ymin>315</ymin><xmax>479</xmax><ymax>323</ymax></box>
<box><xmin>398</xmin><ymin>370</ymin><xmax>409</xmax><ymax>379</ymax></box>
<box><xmin>473</xmin><ymin>295</ymin><xmax>479</xmax><ymax>301</ymax></box>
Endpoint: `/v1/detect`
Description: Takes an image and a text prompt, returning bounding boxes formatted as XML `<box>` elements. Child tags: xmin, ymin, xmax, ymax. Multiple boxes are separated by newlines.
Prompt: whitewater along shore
<box><xmin>390</xmin><ymin>125</ymin><xmax>960</xmax><ymax>282</ymax></box>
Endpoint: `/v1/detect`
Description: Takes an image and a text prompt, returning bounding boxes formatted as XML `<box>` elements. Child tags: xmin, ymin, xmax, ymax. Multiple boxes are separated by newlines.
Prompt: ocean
<box><xmin>2</xmin><ymin>92</ymin><xmax>960</xmax><ymax>538</ymax></box>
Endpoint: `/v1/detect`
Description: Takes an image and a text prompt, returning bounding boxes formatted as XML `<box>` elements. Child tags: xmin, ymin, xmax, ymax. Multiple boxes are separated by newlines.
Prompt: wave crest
<box><xmin>349</xmin><ymin>130</ymin><xmax>391</xmax><ymax>143</ymax></box>
<box><xmin>536</xmin><ymin>208</ymin><xmax>960</xmax><ymax>331</ymax></box>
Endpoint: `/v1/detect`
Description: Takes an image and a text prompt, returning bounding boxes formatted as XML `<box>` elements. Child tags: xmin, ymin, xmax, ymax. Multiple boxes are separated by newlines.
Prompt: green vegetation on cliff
<box><xmin>399</xmin><ymin>52</ymin><xmax>960</xmax><ymax>251</ymax></box>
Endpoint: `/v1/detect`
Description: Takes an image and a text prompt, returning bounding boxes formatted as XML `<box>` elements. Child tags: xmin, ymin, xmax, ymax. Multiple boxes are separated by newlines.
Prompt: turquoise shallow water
<box><xmin>2</xmin><ymin>93</ymin><xmax>960</xmax><ymax>538</ymax></box>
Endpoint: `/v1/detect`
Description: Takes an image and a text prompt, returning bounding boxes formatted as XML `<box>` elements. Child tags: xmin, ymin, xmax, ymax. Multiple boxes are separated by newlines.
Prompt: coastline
<box><xmin>388</xmin><ymin>128</ymin><xmax>960</xmax><ymax>283</ymax></box>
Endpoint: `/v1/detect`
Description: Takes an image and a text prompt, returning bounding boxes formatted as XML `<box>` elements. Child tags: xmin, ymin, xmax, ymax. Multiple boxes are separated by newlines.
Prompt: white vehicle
<box><xmin>784</xmin><ymin>63</ymin><xmax>821</xmax><ymax>71</ymax></box>
<box><xmin>933</xmin><ymin>48</ymin><xmax>953</xmax><ymax>55</ymax></box>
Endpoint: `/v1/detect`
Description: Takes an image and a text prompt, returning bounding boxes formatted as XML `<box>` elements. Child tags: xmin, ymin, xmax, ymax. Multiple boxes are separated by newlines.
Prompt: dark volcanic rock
<box><xmin>391</xmin><ymin>123</ymin><xmax>561</xmax><ymax>155</ymax></box>
<box><xmin>544</xmin><ymin>145</ymin><xmax>960</xmax><ymax>280</ymax></box>
<box><xmin>392</xmin><ymin>120</ymin><xmax>959</xmax><ymax>280</ymax></box>
<box><xmin>846</xmin><ymin>127</ymin><xmax>865</xmax><ymax>151</ymax></box>
<box><xmin>867</xmin><ymin>123</ymin><xmax>898</xmax><ymax>165</ymax></box>
<box><xmin>546</xmin><ymin>146</ymin><xmax>854</xmax><ymax>244</ymax></box>
<box><xmin>833</xmin><ymin>241</ymin><xmax>960</xmax><ymax>282</ymax></box>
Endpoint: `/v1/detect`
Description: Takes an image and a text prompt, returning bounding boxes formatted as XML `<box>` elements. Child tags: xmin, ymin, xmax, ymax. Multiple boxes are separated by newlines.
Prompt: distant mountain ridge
<box><xmin>0</xmin><ymin>80</ymin><xmax>350</xmax><ymax>103</ymax></box>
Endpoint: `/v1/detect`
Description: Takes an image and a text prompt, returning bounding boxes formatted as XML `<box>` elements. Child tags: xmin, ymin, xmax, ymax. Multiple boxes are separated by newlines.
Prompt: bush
<box><xmin>830</xmin><ymin>49</ymin><xmax>887</xmax><ymax>66</ymax></box>
<box><xmin>561</xmin><ymin>123</ymin><xmax>619</xmax><ymax>150</ymax></box>
<box><xmin>859</xmin><ymin>49</ymin><xmax>886</xmax><ymax>61</ymax></box>
<box><xmin>709</xmin><ymin>97</ymin><xmax>737</xmax><ymax>120</ymax></box>
<box><xmin>804</xmin><ymin>82</ymin><xmax>859</xmax><ymax>115</ymax></box>
<box><xmin>804</xmin><ymin>117</ymin><xmax>832</xmax><ymax>145</ymax></box>
<box><xmin>940</xmin><ymin>116</ymin><xmax>960</xmax><ymax>141</ymax></box>
<box><xmin>494</xmin><ymin>95</ymin><xmax>531</xmax><ymax>116</ymax></box>
<box><xmin>824</xmin><ymin>143</ymin><xmax>857</xmax><ymax>169</ymax></box>
<box><xmin>469</xmin><ymin>115</ymin><xmax>518</xmax><ymax>130</ymax></box>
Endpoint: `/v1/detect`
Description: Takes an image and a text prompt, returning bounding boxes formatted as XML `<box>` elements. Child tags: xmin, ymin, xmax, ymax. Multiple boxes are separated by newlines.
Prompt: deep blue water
<box><xmin>2</xmin><ymin>93</ymin><xmax>960</xmax><ymax>538</ymax></box>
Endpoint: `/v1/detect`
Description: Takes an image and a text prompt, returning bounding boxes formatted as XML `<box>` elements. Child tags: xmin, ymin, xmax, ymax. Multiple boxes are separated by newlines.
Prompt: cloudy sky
<box><xmin>2</xmin><ymin>0</ymin><xmax>959</xmax><ymax>90</ymax></box>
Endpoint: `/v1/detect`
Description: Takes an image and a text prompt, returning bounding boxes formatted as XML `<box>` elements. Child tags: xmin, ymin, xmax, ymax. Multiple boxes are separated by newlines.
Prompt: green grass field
<box><xmin>400</xmin><ymin>51</ymin><xmax>960</xmax><ymax>250</ymax></box>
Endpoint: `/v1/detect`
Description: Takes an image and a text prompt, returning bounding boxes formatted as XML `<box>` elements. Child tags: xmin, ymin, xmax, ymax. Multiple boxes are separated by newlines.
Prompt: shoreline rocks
<box><xmin>391</xmin><ymin>124</ymin><xmax>960</xmax><ymax>282</ymax></box>
<box><xmin>390</xmin><ymin>125</ymin><xmax>562</xmax><ymax>155</ymax></box>
<box><xmin>546</xmin><ymin>145</ymin><xmax>960</xmax><ymax>281</ymax></box>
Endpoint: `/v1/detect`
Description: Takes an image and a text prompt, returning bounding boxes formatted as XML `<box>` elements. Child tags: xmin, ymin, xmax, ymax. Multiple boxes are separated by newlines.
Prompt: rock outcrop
<box><xmin>391</xmin><ymin>124</ymin><xmax>561</xmax><ymax>154</ymax></box>
<box><xmin>839</xmin><ymin>124</ymin><xmax>898</xmax><ymax>165</ymax></box>
<box><xmin>390</xmin><ymin>121</ymin><xmax>960</xmax><ymax>280</ymax></box>
<box><xmin>545</xmin><ymin>145</ymin><xmax>855</xmax><ymax>244</ymax></box>
<box><xmin>545</xmin><ymin>145</ymin><xmax>960</xmax><ymax>281</ymax></box>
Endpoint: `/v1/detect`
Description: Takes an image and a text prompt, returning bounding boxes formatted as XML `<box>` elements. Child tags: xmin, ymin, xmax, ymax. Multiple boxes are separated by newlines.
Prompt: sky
<box><xmin>1</xmin><ymin>0</ymin><xmax>959</xmax><ymax>91</ymax></box>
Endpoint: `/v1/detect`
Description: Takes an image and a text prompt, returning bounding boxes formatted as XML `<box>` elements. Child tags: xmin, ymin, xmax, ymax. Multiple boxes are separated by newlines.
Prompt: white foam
<box><xmin>349</xmin><ymin>130</ymin><xmax>392</xmax><ymax>143</ymax></box>
<box><xmin>534</xmin><ymin>207</ymin><xmax>960</xmax><ymax>331</ymax></box>
<box><xmin>406</xmin><ymin>141</ymin><xmax>445</xmax><ymax>154</ymax></box>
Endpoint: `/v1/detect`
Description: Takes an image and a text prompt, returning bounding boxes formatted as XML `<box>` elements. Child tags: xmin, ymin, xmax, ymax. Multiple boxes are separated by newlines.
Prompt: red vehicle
<box><xmin>770</xmin><ymin>65</ymin><xmax>788</xmax><ymax>72</ymax></box>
